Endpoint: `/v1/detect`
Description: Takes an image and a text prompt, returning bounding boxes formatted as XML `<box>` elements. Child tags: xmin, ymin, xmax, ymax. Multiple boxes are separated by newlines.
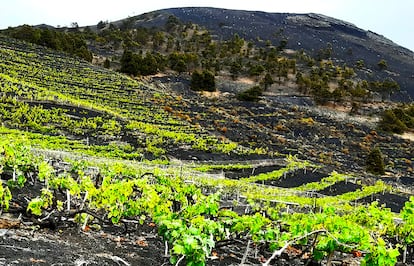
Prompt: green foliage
<box><xmin>0</xmin><ymin>140</ymin><xmax>41</xmax><ymax>209</ymax></box>
<box><xmin>2</xmin><ymin>25</ymin><xmax>92</xmax><ymax>62</ymax></box>
<box><xmin>379</xmin><ymin>110</ymin><xmax>407</xmax><ymax>134</ymax></box>
<box><xmin>224</xmin><ymin>33</ymin><xmax>245</xmax><ymax>54</ymax></box>
<box><xmin>294</xmin><ymin>52</ymin><xmax>400</xmax><ymax>105</ymax></box>
<box><xmin>248</xmin><ymin>64</ymin><xmax>265</xmax><ymax>77</ymax></box>
<box><xmin>378</xmin><ymin>105</ymin><xmax>414</xmax><ymax>134</ymax></box>
<box><xmin>168</xmin><ymin>52</ymin><xmax>198</xmax><ymax>73</ymax></box>
<box><xmin>0</xmin><ymin>140</ymin><xmax>38</xmax><ymax>188</ymax></box>
<box><xmin>1</xmin><ymin>22</ymin><xmax>413</xmax><ymax>266</ymax></box>
<box><xmin>237</xmin><ymin>85</ymin><xmax>263</xmax><ymax>101</ymax></box>
<box><xmin>193</xmin><ymin>163</ymin><xmax>252</xmax><ymax>172</ymax></box>
<box><xmin>119</xmin><ymin>50</ymin><xmax>137</xmax><ymax>75</ymax></box>
<box><xmin>355</xmin><ymin>59</ymin><xmax>365</xmax><ymax>69</ymax></box>
<box><xmin>261</xmin><ymin>73</ymin><xmax>274</xmax><ymax>90</ymax></box>
<box><xmin>169</xmin><ymin>53</ymin><xmax>187</xmax><ymax>73</ymax></box>
<box><xmin>316</xmin><ymin>43</ymin><xmax>333</xmax><ymax>61</ymax></box>
<box><xmin>399</xmin><ymin>197</ymin><xmax>414</xmax><ymax>245</ymax></box>
<box><xmin>240</xmin><ymin>155</ymin><xmax>314</xmax><ymax>183</ymax></box>
<box><xmin>366</xmin><ymin>147</ymin><xmax>385</xmax><ymax>175</ymax></box>
<box><xmin>0</xmin><ymin>140</ymin><xmax>408</xmax><ymax>265</ymax></box>
<box><xmin>0</xmin><ymin>181</ymin><xmax>12</xmax><ymax>210</ymax></box>
<box><xmin>2</xmin><ymin>13</ymin><xmax>400</xmax><ymax>114</ymax></box>
<box><xmin>158</xmin><ymin>193</ymin><xmax>222</xmax><ymax>265</ymax></box>
<box><xmin>165</xmin><ymin>15</ymin><xmax>181</xmax><ymax>31</ymax></box>
<box><xmin>313</xmin><ymin>87</ymin><xmax>332</xmax><ymax>105</ymax></box>
<box><xmin>120</xmin><ymin>50</ymin><xmax>163</xmax><ymax>76</ymax></box>
<box><xmin>278</xmin><ymin>39</ymin><xmax>288</xmax><ymax>51</ymax></box>
<box><xmin>190</xmin><ymin>70</ymin><xmax>216</xmax><ymax>92</ymax></box>
<box><xmin>362</xmin><ymin>237</ymin><xmax>399</xmax><ymax>266</ymax></box>
<box><xmin>369</xmin><ymin>79</ymin><xmax>400</xmax><ymax>96</ymax></box>
<box><xmin>27</xmin><ymin>188</ymin><xmax>54</xmax><ymax>215</ymax></box>
<box><xmin>377</xmin><ymin>59</ymin><xmax>388</xmax><ymax>70</ymax></box>
<box><xmin>229</xmin><ymin>60</ymin><xmax>242</xmax><ymax>80</ymax></box>
<box><xmin>97</xmin><ymin>20</ymin><xmax>108</xmax><ymax>30</ymax></box>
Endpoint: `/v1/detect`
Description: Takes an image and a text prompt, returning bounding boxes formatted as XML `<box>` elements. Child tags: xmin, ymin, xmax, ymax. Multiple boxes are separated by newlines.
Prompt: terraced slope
<box><xmin>0</xmin><ymin>35</ymin><xmax>257</xmax><ymax>161</ymax></box>
<box><xmin>0</xmin><ymin>34</ymin><xmax>413</xmax><ymax>185</ymax></box>
<box><xmin>1</xmin><ymin>35</ymin><xmax>414</xmax><ymax>265</ymax></box>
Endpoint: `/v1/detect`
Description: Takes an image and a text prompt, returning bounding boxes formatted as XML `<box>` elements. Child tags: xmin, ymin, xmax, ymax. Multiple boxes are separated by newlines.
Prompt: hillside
<box><xmin>93</xmin><ymin>7</ymin><xmax>413</xmax><ymax>101</ymax></box>
<box><xmin>0</xmin><ymin>34</ymin><xmax>412</xmax><ymax>176</ymax></box>
<box><xmin>153</xmin><ymin>7</ymin><xmax>414</xmax><ymax>100</ymax></box>
<box><xmin>4</xmin><ymin>8</ymin><xmax>413</xmax><ymax>104</ymax></box>
<box><xmin>0</xmin><ymin>8</ymin><xmax>414</xmax><ymax>266</ymax></box>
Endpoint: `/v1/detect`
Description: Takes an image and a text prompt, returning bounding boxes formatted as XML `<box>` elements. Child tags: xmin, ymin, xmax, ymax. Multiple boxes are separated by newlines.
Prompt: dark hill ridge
<box><xmin>127</xmin><ymin>7</ymin><xmax>414</xmax><ymax>100</ymax></box>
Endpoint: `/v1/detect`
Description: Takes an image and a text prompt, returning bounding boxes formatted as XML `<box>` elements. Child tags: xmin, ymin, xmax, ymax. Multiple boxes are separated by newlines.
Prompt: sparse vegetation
<box><xmin>0</xmin><ymin>8</ymin><xmax>413</xmax><ymax>266</ymax></box>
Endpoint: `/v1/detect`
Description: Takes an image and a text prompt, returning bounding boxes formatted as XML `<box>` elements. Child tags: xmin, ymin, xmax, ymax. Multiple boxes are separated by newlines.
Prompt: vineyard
<box><xmin>0</xmin><ymin>35</ymin><xmax>414</xmax><ymax>265</ymax></box>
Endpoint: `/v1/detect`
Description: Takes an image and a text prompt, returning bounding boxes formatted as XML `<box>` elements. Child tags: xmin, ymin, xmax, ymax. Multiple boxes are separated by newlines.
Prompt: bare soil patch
<box><xmin>0</xmin><ymin>224</ymin><xmax>166</xmax><ymax>266</ymax></box>
<box><xmin>401</xmin><ymin>132</ymin><xmax>414</xmax><ymax>141</ymax></box>
<box><xmin>259</xmin><ymin>170</ymin><xmax>327</xmax><ymax>188</ymax></box>
<box><xmin>318</xmin><ymin>181</ymin><xmax>362</xmax><ymax>196</ymax></box>
<box><xmin>236</xmin><ymin>77</ymin><xmax>255</xmax><ymax>85</ymax></box>
<box><xmin>356</xmin><ymin>193</ymin><xmax>410</xmax><ymax>213</ymax></box>
<box><xmin>223</xmin><ymin>165</ymin><xmax>283</xmax><ymax>179</ymax></box>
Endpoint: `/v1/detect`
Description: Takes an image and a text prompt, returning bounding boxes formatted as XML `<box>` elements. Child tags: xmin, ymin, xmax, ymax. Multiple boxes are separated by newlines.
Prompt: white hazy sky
<box><xmin>1</xmin><ymin>0</ymin><xmax>414</xmax><ymax>51</ymax></box>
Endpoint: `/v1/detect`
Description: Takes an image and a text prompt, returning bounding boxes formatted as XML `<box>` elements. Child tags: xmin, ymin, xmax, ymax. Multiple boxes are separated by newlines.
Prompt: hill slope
<box><xmin>128</xmin><ymin>7</ymin><xmax>414</xmax><ymax>100</ymax></box>
<box><xmin>1</xmin><ymin>14</ymin><xmax>414</xmax><ymax>266</ymax></box>
<box><xmin>0</xmin><ymin>33</ymin><xmax>413</xmax><ymax>177</ymax></box>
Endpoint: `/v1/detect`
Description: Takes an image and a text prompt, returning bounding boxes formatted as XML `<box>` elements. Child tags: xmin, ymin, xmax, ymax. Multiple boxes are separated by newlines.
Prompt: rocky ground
<box><xmin>154</xmin><ymin>75</ymin><xmax>413</xmax><ymax>180</ymax></box>
<box><xmin>0</xmin><ymin>220</ymin><xmax>165</xmax><ymax>266</ymax></box>
<box><xmin>0</xmin><ymin>217</ymin><xmax>363</xmax><ymax>266</ymax></box>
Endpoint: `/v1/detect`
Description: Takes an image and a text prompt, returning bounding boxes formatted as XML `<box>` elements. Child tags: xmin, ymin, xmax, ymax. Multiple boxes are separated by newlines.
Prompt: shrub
<box><xmin>378</xmin><ymin>109</ymin><xmax>408</xmax><ymax>134</ymax></box>
<box><xmin>120</xmin><ymin>50</ymin><xmax>162</xmax><ymax>76</ymax></box>
<box><xmin>366</xmin><ymin>147</ymin><xmax>385</xmax><ymax>175</ymax></box>
<box><xmin>377</xmin><ymin>59</ymin><xmax>388</xmax><ymax>70</ymax></box>
<box><xmin>393</xmin><ymin>108</ymin><xmax>414</xmax><ymax>128</ymax></box>
<box><xmin>237</xmin><ymin>86</ymin><xmax>263</xmax><ymax>101</ymax></box>
<box><xmin>261</xmin><ymin>73</ymin><xmax>274</xmax><ymax>90</ymax></box>
<box><xmin>190</xmin><ymin>70</ymin><xmax>216</xmax><ymax>91</ymax></box>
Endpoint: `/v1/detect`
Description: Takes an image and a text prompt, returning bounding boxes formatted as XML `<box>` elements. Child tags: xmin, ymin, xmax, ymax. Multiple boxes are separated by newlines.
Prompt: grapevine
<box><xmin>0</xmin><ymin>140</ymin><xmax>410</xmax><ymax>265</ymax></box>
<box><xmin>0</xmin><ymin>35</ymin><xmax>413</xmax><ymax>265</ymax></box>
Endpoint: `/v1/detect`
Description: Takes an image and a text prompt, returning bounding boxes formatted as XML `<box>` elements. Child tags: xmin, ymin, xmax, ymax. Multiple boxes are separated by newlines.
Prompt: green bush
<box><xmin>3</xmin><ymin>25</ymin><xmax>93</xmax><ymax>62</ymax></box>
<box><xmin>366</xmin><ymin>147</ymin><xmax>385</xmax><ymax>175</ymax></box>
<box><xmin>378</xmin><ymin>108</ymin><xmax>412</xmax><ymax>134</ymax></box>
<box><xmin>377</xmin><ymin>59</ymin><xmax>388</xmax><ymax>70</ymax></box>
<box><xmin>393</xmin><ymin>108</ymin><xmax>414</xmax><ymax>128</ymax></box>
<box><xmin>237</xmin><ymin>86</ymin><xmax>263</xmax><ymax>101</ymax></box>
<box><xmin>120</xmin><ymin>50</ymin><xmax>162</xmax><ymax>76</ymax></box>
<box><xmin>190</xmin><ymin>70</ymin><xmax>216</xmax><ymax>92</ymax></box>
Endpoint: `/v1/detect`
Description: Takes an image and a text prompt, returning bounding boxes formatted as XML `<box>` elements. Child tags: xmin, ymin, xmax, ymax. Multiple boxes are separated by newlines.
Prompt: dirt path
<box><xmin>401</xmin><ymin>132</ymin><xmax>414</xmax><ymax>141</ymax></box>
